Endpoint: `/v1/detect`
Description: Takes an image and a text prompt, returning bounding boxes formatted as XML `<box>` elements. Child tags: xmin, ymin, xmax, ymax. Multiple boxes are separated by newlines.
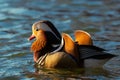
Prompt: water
<box><xmin>0</xmin><ymin>0</ymin><xmax>120</xmax><ymax>80</ymax></box>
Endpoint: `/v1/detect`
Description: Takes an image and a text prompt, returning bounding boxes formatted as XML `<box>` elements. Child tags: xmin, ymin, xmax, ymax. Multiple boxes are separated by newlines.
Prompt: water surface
<box><xmin>0</xmin><ymin>0</ymin><xmax>120</xmax><ymax>80</ymax></box>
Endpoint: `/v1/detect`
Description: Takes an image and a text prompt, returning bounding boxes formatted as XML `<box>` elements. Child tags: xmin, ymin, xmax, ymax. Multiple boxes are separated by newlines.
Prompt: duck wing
<box><xmin>78</xmin><ymin>45</ymin><xmax>116</xmax><ymax>59</ymax></box>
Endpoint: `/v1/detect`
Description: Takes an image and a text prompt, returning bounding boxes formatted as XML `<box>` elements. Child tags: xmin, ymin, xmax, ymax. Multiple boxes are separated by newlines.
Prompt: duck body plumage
<box><xmin>28</xmin><ymin>20</ymin><xmax>116</xmax><ymax>69</ymax></box>
<box><xmin>37</xmin><ymin>52</ymin><xmax>78</xmax><ymax>68</ymax></box>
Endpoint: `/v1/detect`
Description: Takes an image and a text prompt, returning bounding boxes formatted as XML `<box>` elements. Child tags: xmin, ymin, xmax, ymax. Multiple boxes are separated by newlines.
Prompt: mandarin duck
<box><xmin>28</xmin><ymin>20</ymin><xmax>115</xmax><ymax>68</ymax></box>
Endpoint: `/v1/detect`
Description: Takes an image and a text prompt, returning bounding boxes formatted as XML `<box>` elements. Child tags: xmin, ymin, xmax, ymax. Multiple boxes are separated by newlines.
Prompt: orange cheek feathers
<box><xmin>31</xmin><ymin>30</ymin><xmax>47</xmax><ymax>52</ymax></box>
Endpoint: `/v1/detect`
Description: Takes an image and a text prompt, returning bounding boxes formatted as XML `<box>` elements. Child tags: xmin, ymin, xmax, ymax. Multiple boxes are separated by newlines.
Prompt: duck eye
<box><xmin>36</xmin><ymin>28</ymin><xmax>39</xmax><ymax>31</ymax></box>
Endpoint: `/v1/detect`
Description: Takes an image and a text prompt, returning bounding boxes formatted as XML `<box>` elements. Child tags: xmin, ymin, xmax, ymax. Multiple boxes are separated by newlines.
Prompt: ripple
<box><xmin>104</xmin><ymin>56</ymin><xmax>120</xmax><ymax>75</ymax></box>
<box><xmin>0</xmin><ymin>0</ymin><xmax>120</xmax><ymax>79</ymax></box>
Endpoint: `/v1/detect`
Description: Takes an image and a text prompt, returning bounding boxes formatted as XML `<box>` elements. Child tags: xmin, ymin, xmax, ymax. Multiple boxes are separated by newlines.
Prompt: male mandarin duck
<box><xmin>28</xmin><ymin>20</ymin><xmax>115</xmax><ymax>68</ymax></box>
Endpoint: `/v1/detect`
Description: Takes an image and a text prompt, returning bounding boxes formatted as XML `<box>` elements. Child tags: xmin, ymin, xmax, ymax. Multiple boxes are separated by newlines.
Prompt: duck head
<box><xmin>28</xmin><ymin>20</ymin><xmax>61</xmax><ymax>62</ymax></box>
